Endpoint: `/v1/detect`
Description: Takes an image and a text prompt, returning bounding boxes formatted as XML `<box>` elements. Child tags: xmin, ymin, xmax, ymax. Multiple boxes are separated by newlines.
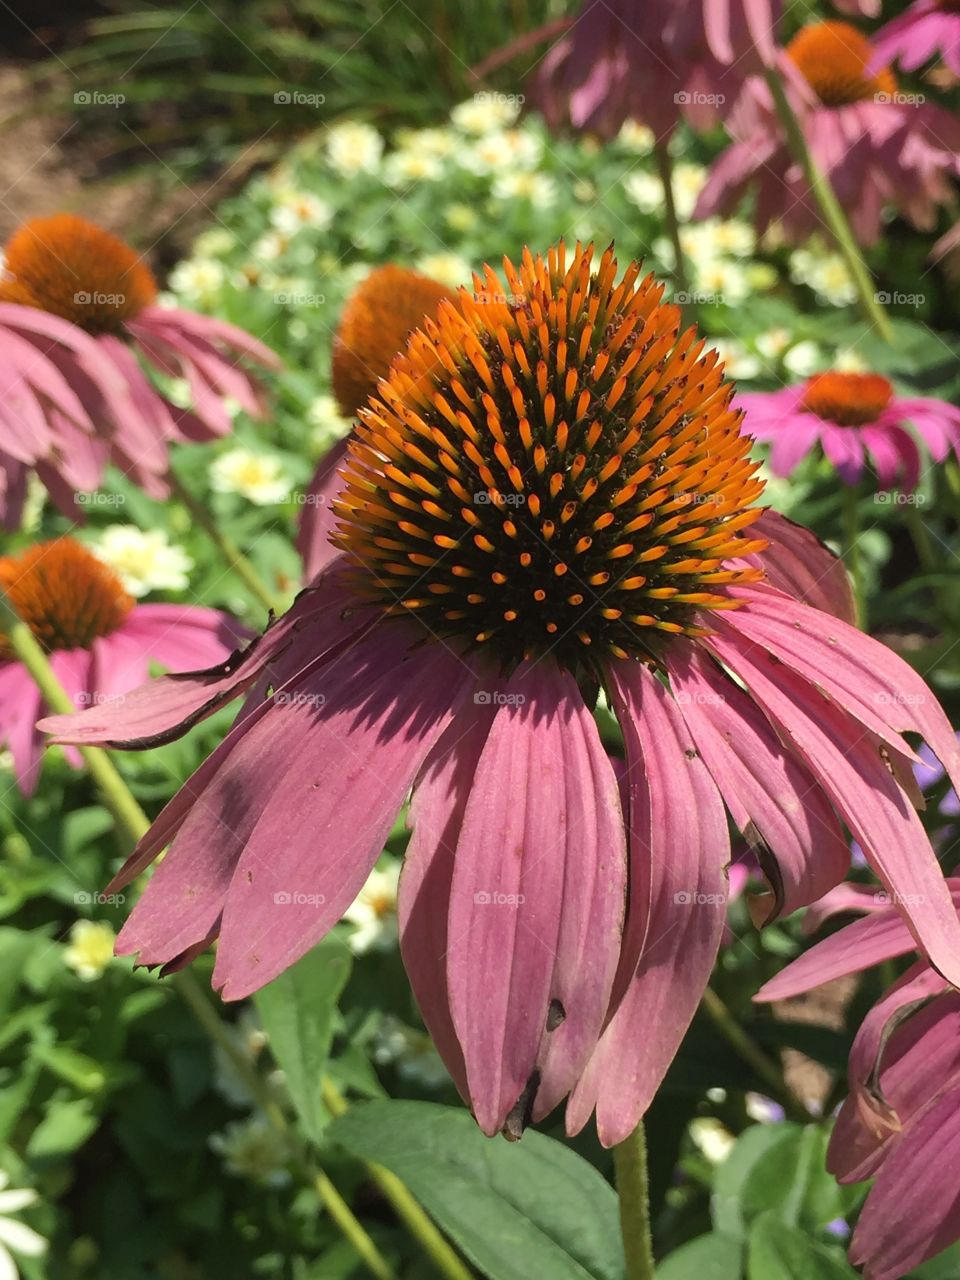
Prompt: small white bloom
<box><xmin>451</xmin><ymin>94</ymin><xmax>520</xmax><ymax>134</ymax></box>
<box><xmin>167</xmin><ymin>258</ymin><xmax>225</xmax><ymax>301</ymax></box>
<box><xmin>92</xmin><ymin>526</ymin><xmax>192</xmax><ymax>597</ymax></box>
<box><xmin>458</xmin><ymin>129</ymin><xmax>540</xmax><ymax>175</ymax></box>
<box><xmin>210</xmin><ymin>448</ymin><xmax>293</xmax><ymax>505</ymax></box>
<box><xmin>754</xmin><ymin>327</ymin><xmax>793</xmax><ymax>361</ymax></box>
<box><xmin>783</xmin><ymin>339</ymin><xmax>823</xmax><ymax>377</ymax></box>
<box><xmin>671</xmin><ymin>163</ymin><xmax>708</xmax><ymax>219</ymax></box>
<box><xmin>617</xmin><ymin>120</ymin><xmax>655</xmax><ymax>153</ymax></box>
<box><xmin>269</xmin><ymin>191</ymin><xmax>333</xmax><ymax>235</ymax></box>
<box><xmin>382</xmin><ymin>149</ymin><xmax>443</xmax><ymax>186</ymax></box>
<box><xmin>210</xmin><ymin>1115</ymin><xmax>291</xmax><ymax>1187</ymax></box>
<box><xmin>835</xmin><ymin>347</ymin><xmax>869</xmax><ymax>373</ymax></box>
<box><xmin>344</xmin><ymin>860</ymin><xmax>401</xmax><ymax>954</ymax></box>
<box><xmin>307</xmin><ymin>393</ymin><xmax>352</xmax><ymax>454</ymax></box>
<box><xmin>63</xmin><ymin>920</ymin><xmax>116</xmax><ymax>982</ymax></box>
<box><xmin>0</xmin><ymin>1171</ymin><xmax>46</xmax><ymax>1278</ymax></box>
<box><xmin>789</xmin><ymin>247</ymin><xmax>857</xmax><ymax>307</ymax></box>
<box><xmin>492</xmin><ymin>171</ymin><xmax>557</xmax><ymax>204</ymax></box>
<box><xmin>192</xmin><ymin>227</ymin><xmax>236</xmax><ymax>258</ymax></box>
<box><xmin>708</xmin><ymin>338</ymin><xmax>762</xmax><ymax>381</ymax></box>
<box><xmin>251</xmin><ymin>231</ymin><xmax>289</xmax><ymax>263</ymax></box>
<box><xmin>416</xmin><ymin>253</ymin><xmax>472</xmax><ymax>290</ymax></box>
<box><xmin>444</xmin><ymin>203</ymin><xmax>479</xmax><ymax>233</ymax></box>
<box><xmin>394</xmin><ymin>126</ymin><xmax>457</xmax><ymax>158</ymax></box>
<box><xmin>623</xmin><ymin>172</ymin><xmax>663</xmax><ymax>213</ymax></box>
<box><xmin>692</xmin><ymin>258</ymin><xmax>751</xmax><ymax>305</ymax></box>
<box><xmin>326</xmin><ymin>121</ymin><xmax>384</xmax><ymax>176</ymax></box>
<box><xmin>690</xmin><ymin>1117</ymin><xmax>737</xmax><ymax>1164</ymax></box>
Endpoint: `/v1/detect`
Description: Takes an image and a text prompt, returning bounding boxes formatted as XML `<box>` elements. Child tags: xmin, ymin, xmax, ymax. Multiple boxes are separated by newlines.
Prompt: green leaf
<box><xmin>712</xmin><ymin>1124</ymin><xmax>798</xmax><ymax>1238</ymax></box>
<box><xmin>747</xmin><ymin>1212</ymin><xmax>858</xmax><ymax>1280</ymax></box>
<box><xmin>253</xmin><ymin>938</ymin><xmax>352</xmax><ymax>1142</ymax></box>
<box><xmin>658</xmin><ymin>1233</ymin><xmax>742</xmax><ymax>1279</ymax></box>
<box><xmin>329</xmin><ymin>1100</ymin><xmax>624</xmax><ymax>1280</ymax></box>
<box><xmin>27</xmin><ymin>1097</ymin><xmax>99</xmax><ymax>1161</ymax></box>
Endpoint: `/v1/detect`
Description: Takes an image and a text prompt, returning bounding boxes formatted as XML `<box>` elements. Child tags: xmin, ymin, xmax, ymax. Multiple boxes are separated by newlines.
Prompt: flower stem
<box><xmin>313</xmin><ymin>1169</ymin><xmax>396</xmax><ymax>1280</ymax></box>
<box><xmin>763</xmin><ymin>67</ymin><xmax>893</xmax><ymax>343</ymax></box>
<box><xmin>700</xmin><ymin>986</ymin><xmax>809</xmax><ymax>1124</ymax></box>
<box><xmin>653</xmin><ymin>140</ymin><xmax>690</xmax><ymax>303</ymax></box>
<box><xmin>321</xmin><ymin>1080</ymin><xmax>473</xmax><ymax>1280</ymax></box>
<box><xmin>904</xmin><ymin>501</ymin><xmax>938</xmax><ymax>576</ymax></box>
<box><xmin>168</xmin><ymin>469</ymin><xmax>284</xmax><ymax>615</ymax></box>
<box><xmin>613</xmin><ymin>1122</ymin><xmax>656</xmax><ymax>1280</ymax></box>
<box><xmin>840</xmin><ymin>485</ymin><xmax>867</xmax><ymax>628</ymax></box>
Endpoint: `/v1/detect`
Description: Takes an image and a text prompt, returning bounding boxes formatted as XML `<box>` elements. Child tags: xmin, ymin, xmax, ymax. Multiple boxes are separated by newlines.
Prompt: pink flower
<box><xmin>695</xmin><ymin>20</ymin><xmax>960</xmax><ymax>244</ymax></box>
<box><xmin>0</xmin><ymin>215</ymin><xmax>279</xmax><ymax>525</ymax></box>
<box><xmin>737</xmin><ymin>370</ymin><xmax>960</xmax><ymax>491</ymax></box>
<box><xmin>0</xmin><ymin>538</ymin><xmax>245</xmax><ymax>796</ymax></box>
<box><xmin>529</xmin><ymin>0</ymin><xmax>779</xmax><ymax>138</ymax></box>
<box><xmin>758</xmin><ymin>885</ymin><xmax>960</xmax><ymax>1280</ymax></box>
<box><xmin>871</xmin><ymin>0</ymin><xmax>960</xmax><ymax>78</ymax></box>
<box><xmin>41</xmin><ymin>245</ymin><xmax>960</xmax><ymax>1145</ymax></box>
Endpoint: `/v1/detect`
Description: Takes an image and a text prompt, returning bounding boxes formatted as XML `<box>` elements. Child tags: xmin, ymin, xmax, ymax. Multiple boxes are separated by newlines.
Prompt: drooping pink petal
<box><xmin>706</xmin><ymin>621</ymin><xmax>960</xmax><ymax>988</ymax></box>
<box><xmin>801</xmin><ymin>881</ymin><xmax>903</xmax><ymax>934</ymax></box>
<box><xmin>744</xmin><ymin>509</ymin><xmax>856</xmax><ymax>625</ymax></box>
<box><xmin>567</xmin><ymin>659</ymin><xmax>729</xmax><ymax>1147</ymax></box>
<box><xmin>297</xmin><ymin>434</ymin><xmax>353</xmax><ymax>582</ymax></box>
<box><xmin>116</xmin><ymin>604</ymin><xmax>247</xmax><ymax>673</ymax></box>
<box><xmin>667</xmin><ymin>640</ymin><xmax>849</xmax><ymax>923</ymax></box>
<box><xmin>445</xmin><ymin>665</ymin><xmax>627</xmax><ymax>1136</ymax></box>
<box><xmin>213</xmin><ymin>624</ymin><xmax>478</xmax><ymax>999</ymax></box>
<box><xmin>0</xmin><ymin>664</ymin><xmax>44</xmax><ymax>795</ymax></box>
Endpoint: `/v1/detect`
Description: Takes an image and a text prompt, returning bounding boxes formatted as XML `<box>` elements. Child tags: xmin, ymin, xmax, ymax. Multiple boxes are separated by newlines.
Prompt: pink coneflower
<box><xmin>0</xmin><ymin>538</ymin><xmax>243</xmax><ymax>796</ymax></box>
<box><xmin>41</xmin><ymin>244</ymin><xmax>960</xmax><ymax>1145</ymax></box>
<box><xmin>529</xmin><ymin>0</ymin><xmax>779</xmax><ymax>138</ymax></box>
<box><xmin>695</xmin><ymin>20</ymin><xmax>960</xmax><ymax>244</ymax></box>
<box><xmin>737</xmin><ymin>370</ymin><xmax>960</xmax><ymax>490</ymax></box>
<box><xmin>871</xmin><ymin>0</ymin><xmax>960</xmax><ymax>78</ymax></box>
<box><xmin>758</xmin><ymin>885</ymin><xmax>960</xmax><ymax>1280</ymax></box>
<box><xmin>0</xmin><ymin>215</ymin><xmax>279</xmax><ymax>524</ymax></box>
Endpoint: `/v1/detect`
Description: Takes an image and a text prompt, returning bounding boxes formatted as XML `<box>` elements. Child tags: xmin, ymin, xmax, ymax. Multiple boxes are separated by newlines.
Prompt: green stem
<box><xmin>322</xmin><ymin>1081</ymin><xmax>473</xmax><ymax>1280</ymax></box>
<box><xmin>905</xmin><ymin>501</ymin><xmax>937</xmax><ymax>576</ymax></box>
<box><xmin>700</xmin><ymin>986</ymin><xmax>810</xmax><ymax>1124</ymax></box>
<box><xmin>613</xmin><ymin>1122</ymin><xmax>656</xmax><ymax>1280</ymax></box>
<box><xmin>0</xmin><ymin>593</ymin><xmax>396</xmax><ymax>1280</ymax></box>
<box><xmin>168</xmin><ymin>469</ymin><xmax>284</xmax><ymax>615</ymax></box>
<box><xmin>841</xmin><ymin>485</ymin><xmax>867</xmax><ymax>628</ymax></box>
<box><xmin>653</xmin><ymin>140</ymin><xmax>690</xmax><ymax>303</ymax></box>
<box><xmin>763</xmin><ymin>67</ymin><xmax>893</xmax><ymax>342</ymax></box>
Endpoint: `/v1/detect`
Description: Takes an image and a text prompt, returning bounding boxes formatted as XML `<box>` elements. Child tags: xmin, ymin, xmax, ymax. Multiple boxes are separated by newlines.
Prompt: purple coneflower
<box><xmin>41</xmin><ymin>243</ymin><xmax>960</xmax><ymax>1145</ymax></box>
<box><xmin>759</xmin><ymin>884</ymin><xmax>960</xmax><ymax>1280</ymax></box>
<box><xmin>737</xmin><ymin>370</ymin><xmax>960</xmax><ymax>490</ymax></box>
<box><xmin>871</xmin><ymin>0</ymin><xmax>960</xmax><ymax>78</ymax></box>
<box><xmin>0</xmin><ymin>215</ymin><xmax>278</xmax><ymax>524</ymax></box>
<box><xmin>0</xmin><ymin>538</ymin><xmax>243</xmax><ymax>795</ymax></box>
<box><xmin>695</xmin><ymin>20</ymin><xmax>960</xmax><ymax>244</ymax></box>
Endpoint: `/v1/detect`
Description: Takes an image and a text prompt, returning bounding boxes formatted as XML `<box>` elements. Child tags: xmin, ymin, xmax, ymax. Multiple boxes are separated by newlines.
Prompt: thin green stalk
<box><xmin>905</xmin><ymin>501</ymin><xmax>938</xmax><ymax>576</ymax></box>
<box><xmin>653</xmin><ymin>140</ymin><xmax>690</xmax><ymax>303</ymax></box>
<box><xmin>322</xmin><ymin>1080</ymin><xmax>473</xmax><ymax>1280</ymax></box>
<box><xmin>763</xmin><ymin>68</ymin><xmax>893</xmax><ymax>342</ymax></box>
<box><xmin>168</xmin><ymin>469</ymin><xmax>284</xmax><ymax>615</ymax></box>
<box><xmin>613</xmin><ymin>1122</ymin><xmax>656</xmax><ymax>1280</ymax></box>
<box><xmin>841</xmin><ymin>485</ymin><xmax>867</xmax><ymax>628</ymax></box>
<box><xmin>700</xmin><ymin>986</ymin><xmax>810</xmax><ymax>1124</ymax></box>
<box><xmin>0</xmin><ymin>594</ymin><xmax>396</xmax><ymax>1280</ymax></box>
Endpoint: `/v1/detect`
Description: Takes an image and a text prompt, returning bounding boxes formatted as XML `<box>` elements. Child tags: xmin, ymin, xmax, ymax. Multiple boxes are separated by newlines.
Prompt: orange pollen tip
<box><xmin>0</xmin><ymin>538</ymin><xmax>134</xmax><ymax>657</ymax></box>
<box><xmin>801</xmin><ymin>370</ymin><xmax>894</xmax><ymax>426</ymax></box>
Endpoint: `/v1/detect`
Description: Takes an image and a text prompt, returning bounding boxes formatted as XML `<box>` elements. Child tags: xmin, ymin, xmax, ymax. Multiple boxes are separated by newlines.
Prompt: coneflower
<box><xmin>42</xmin><ymin>244</ymin><xmax>960</xmax><ymax>1145</ymax></box>
<box><xmin>1</xmin><ymin>538</ymin><xmax>244</xmax><ymax>795</ymax></box>
<box><xmin>0</xmin><ymin>215</ymin><xmax>278</xmax><ymax>524</ymax></box>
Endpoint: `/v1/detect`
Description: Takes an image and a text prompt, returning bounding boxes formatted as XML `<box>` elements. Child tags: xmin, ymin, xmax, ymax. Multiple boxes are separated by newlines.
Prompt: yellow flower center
<box><xmin>333</xmin><ymin>243</ymin><xmax>766</xmax><ymax>673</ymax></box>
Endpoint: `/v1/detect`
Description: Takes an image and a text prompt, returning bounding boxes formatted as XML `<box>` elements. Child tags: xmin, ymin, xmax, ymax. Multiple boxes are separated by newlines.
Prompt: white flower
<box><xmin>210</xmin><ymin>448</ymin><xmax>293</xmax><ymax>505</ymax></box>
<box><xmin>307</xmin><ymin>393</ymin><xmax>352</xmax><ymax>453</ymax></box>
<box><xmin>708</xmin><ymin>338</ymin><xmax>762</xmax><ymax>381</ymax></box>
<box><xmin>623</xmin><ymin>172</ymin><xmax>663</xmax><ymax>213</ymax></box>
<box><xmin>835</xmin><ymin>347</ymin><xmax>869</xmax><ymax>373</ymax></box>
<box><xmin>91</xmin><ymin>526</ymin><xmax>192</xmax><ymax>597</ymax></box>
<box><xmin>192</xmin><ymin>227</ymin><xmax>235</xmax><ymax>258</ymax></box>
<box><xmin>0</xmin><ymin>1172</ymin><xmax>46</xmax><ymax>1279</ymax></box>
<box><xmin>692</xmin><ymin>258</ymin><xmax>751</xmax><ymax>305</ymax></box>
<box><xmin>344</xmin><ymin>860</ymin><xmax>400</xmax><ymax>954</ymax></box>
<box><xmin>451</xmin><ymin>94</ymin><xmax>520</xmax><ymax>134</ymax></box>
<box><xmin>167</xmin><ymin>258</ymin><xmax>225</xmax><ymax>301</ymax></box>
<box><xmin>789</xmin><ymin>247</ymin><xmax>857</xmax><ymax>307</ymax></box>
<box><xmin>690</xmin><ymin>1117</ymin><xmax>737</xmax><ymax>1164</ymax></box>
<box><xmin>754</xmin><ymin>327</ymin><xmax>793</xmax><ymax>361</ymax></box>
<box><xmin>415</xmin><ymin>253</ymin><xmax>473</xmax><ymax>290</ymax></box>
<box><xmin>251</xmin><ymin>231</ymin><xmax>289</xmax><ymax>263</ymax></box>
<box><xmin>394</xmin><ymin>126</ymin><xmax>457</xmax><ymax>158</ymax></box>
<box><xmin>458</xmin><ymin>129</ymin><xmax>541</xmax><ymax>175</ymax></box>
<box><xmin>444</xmin><ymin>203</ymin><xmax>479</xmax><ymax>233</ymax></box>
<box><xmin>617</xmin><ymin>120</ymin><xmax>655</xmax><ymax>152</ymax></box>
<box><xmin>210</xmin><ymin>1115</ymin><xmax>292</xmax><ymax>1187</ymax></box>
<box><xmin>64</xmin><ymin>920</ymin><xmax>116</xmax><ymax>982</ymax></box>
<box><xmin>783</xmin><ymin>339</ymin><xmax>823</xmax><ymax>377</ymax></box>
<box><xmin>269</xmin><ymin>191</ymin><xmax>333</xmax><ymax>235</ymax></box>
<box><xmin>671</xmin><ymin>164</ymin><xmax>708</xmax><ymax>219</ymax></box>
<box><xmin>492</xmin><ymin>171</ymin><xmax>557</xmax><ymax>204</ymax></box>
<box><xmin>382</xmin><ymin>149</ymin><xmax>443</xmax><ymax>186</ymax></box>
<box><xmin>326</xmin><ymin>121</ymin><xmax>384</xmax><ymax>176</ymax></box>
